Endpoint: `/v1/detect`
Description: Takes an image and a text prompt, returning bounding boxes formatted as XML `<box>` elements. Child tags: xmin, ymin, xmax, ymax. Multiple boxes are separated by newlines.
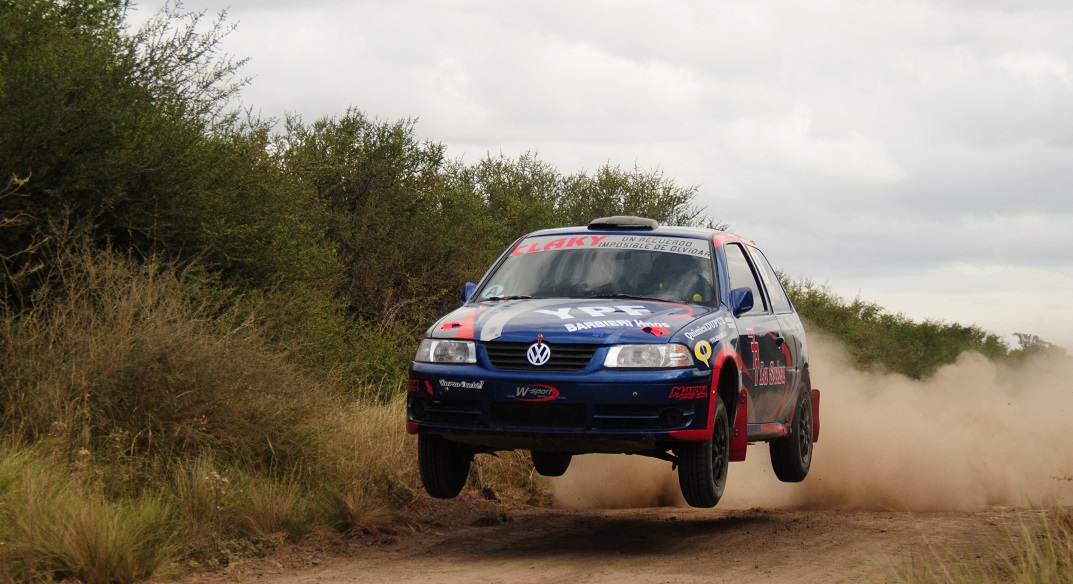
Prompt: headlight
<box><xmin>604</xmin><ymin>344</ymin><xmax>693</xmax><ymax>368</ymax></box>
<box><xmin>414</xmin><ymin>339</ymin><xmax>477</xmax><ymax>364</ymax></box>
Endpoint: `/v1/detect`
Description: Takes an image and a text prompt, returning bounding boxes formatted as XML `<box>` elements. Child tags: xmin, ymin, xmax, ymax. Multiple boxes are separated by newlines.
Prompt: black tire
<box><xmin>770</xmin><ymin>376</ymin><xmax>813</xmax><ymax>483</ymax></box>
<box><xmin>418</xmin><ymin>434</ymin><xmax>472</xmax><ymax>498</ymax></box>
<box><xmin>677</xmin><ymin>395</ymin><xmax>730</xmax><ymax>508</ymax></box>
<box><xmin>530</xmin><ymin>451</ymin><xmax>572</xmax><ymax>477</ymax></box>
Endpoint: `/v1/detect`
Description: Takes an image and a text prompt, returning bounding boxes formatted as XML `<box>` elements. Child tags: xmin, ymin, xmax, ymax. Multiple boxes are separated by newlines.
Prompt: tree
<box><xmin>0</xmin><ymin>0</ymin><xmax>333</xmax><ymax>303</ymax></box>
<box><xmin>281</xmin><ymin>110</ymin><xmax>497</xmax><ymax>321</ymax></box>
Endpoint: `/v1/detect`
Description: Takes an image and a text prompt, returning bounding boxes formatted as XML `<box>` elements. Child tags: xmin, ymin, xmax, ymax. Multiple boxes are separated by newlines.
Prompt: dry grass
<box><xmin>898</xmin><ymin>507</ymin><xmax>1073</xmax><ymax>583</ymax></box>
<box><xmin>0</xmin><ymin>447</ymin><xmax>175</xmax><ymax>584</ymax></box>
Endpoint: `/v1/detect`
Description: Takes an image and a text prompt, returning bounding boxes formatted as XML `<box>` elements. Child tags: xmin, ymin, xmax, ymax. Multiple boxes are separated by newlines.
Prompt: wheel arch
<box><xmin>715</xmin><ymin>359</ymin><xmax>741</xmax><ymax>428</ymax></box>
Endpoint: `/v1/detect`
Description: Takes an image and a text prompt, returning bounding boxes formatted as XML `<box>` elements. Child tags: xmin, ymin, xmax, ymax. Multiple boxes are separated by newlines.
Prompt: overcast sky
<box><xmin>129</xmin><ymin>0</ymin><xmax>1073</xmax><ymax>349</ymax></box>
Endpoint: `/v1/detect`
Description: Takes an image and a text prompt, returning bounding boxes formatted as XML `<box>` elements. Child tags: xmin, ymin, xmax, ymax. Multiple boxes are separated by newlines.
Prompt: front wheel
<box><xmin>418</xmin><ymin>434</ymin><xmax>472</xmax><ymax>498</ymax></box>
<box><xmin>770</xmin><ymin>377</ymin><xmax>813</xmax><ymax>482</ymax></box>
<box><xmin>677</xmin><ymin>395</ymin><xmax>730</xmax><ymax>508</ymax></box>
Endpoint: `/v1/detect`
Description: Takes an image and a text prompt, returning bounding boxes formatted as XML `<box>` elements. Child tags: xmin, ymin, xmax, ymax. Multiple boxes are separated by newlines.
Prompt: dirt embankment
<box><xmin>177</xmin><ymin>337</ymin><xmax>1073</xmax><ymax>583</ymax></box>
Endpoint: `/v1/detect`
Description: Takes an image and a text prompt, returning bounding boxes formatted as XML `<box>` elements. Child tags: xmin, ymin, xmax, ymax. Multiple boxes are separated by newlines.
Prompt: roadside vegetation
<box><xmin>1</xmin><ymin>1</ymin><xmax>1067</xmax><ymax>582</ymax></box>
<box><xmin>899</xmin><ymin>507</ymin><xmax>1073</xmax><ymax>583</ymax></box>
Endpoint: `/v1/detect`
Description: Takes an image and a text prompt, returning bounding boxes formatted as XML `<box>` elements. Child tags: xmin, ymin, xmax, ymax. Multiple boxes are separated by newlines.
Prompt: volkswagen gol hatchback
<box><xmin>408</xmin><ymin>216</ymin><xmax>819</xmax><ymax>507</ymax></box>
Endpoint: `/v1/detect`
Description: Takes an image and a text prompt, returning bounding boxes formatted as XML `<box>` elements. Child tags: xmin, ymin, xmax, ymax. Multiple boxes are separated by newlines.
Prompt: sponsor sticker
<box><xmin>515</xmin><ymin>384</ymin><xmax>560</xmax><ymax>402</ymax></box>
<box><xmin>694</xmin><ymin>340</ymin><xmax>712</xmax><ymax>368</ymax></box>
<box><xmin>668</xmin><ymin>385</ymin><xmax>709</xmax><ymax>400</ymax></box>
<box><xmin>683</xmin><ymin>317</ymin><xmax>726</xmax><ymax>341</ymax></box>
<box><xmin>438</xmin><ymin>379</ymin><xmax>485</xmax><ymax>391</ymax></box>
<box><xmin>511</xmin><ymin>235</ymin><xmax>711</xmax><ymax>258</ymax></box>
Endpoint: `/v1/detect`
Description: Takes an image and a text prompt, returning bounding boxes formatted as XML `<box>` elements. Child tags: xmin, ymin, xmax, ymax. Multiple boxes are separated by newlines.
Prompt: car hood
<box><xmin>428</xmin><ymin>298</ymin><xmax>721</xmax><ymax>344</ymax></box>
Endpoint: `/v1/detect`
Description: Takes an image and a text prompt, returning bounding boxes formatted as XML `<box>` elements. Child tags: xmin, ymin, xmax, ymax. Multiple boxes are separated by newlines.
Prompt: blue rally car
<box><xmin>408</xmin><ymin>216</ymin><xmax>819</xmax><ymax>508</ymax></box>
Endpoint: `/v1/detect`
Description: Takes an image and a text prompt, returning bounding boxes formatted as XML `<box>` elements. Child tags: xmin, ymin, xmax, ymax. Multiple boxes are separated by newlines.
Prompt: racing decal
<box><xmin>407</xmin><ymin>379</ymin><xmax>420</xmax><ymax>393</ymax></box>
<box><xmin>515</xmin><ymin>384</ymin><xmax>560</xmax><ymax>402</ymax></box>
<box><xmin>438</xmin><ymin>379</ymin><xmax>485</xmax><ymax>391</ymax></box>
<box><xmin>535</xmin><ymin>305</ymin><xmax>652</xmax><ymax>319</ymax></box>
<box><xmin>434</xmin><ymin>305</ymin><xmax>485</xmax><ymax>340</ymax></box>
<box><xmin>424</xmin><ymin>381</ymin><xmax>434</xmax><ymax>395</ymax></box>
<box><xmin>530</xmin><ymin>305</ymin><xmax>670</xmax><ymax>333</ymax></box>
<box><xmin>756</xmin><ymin>362</ymin><xmax>787</xmax><ymax>385</ymax></box>
<box><xmin>683</xmin><ymin>317</ymin><xmax>727</xmax><ymax>341</ymax></box>
<box><xmin>480</xmin><ymin>284</ymin><xmax>505</xmax><ymax>299</ymax></box>
<box><xmin>512</xmin><ymin>235</ymin><xmax>609</xmax><ymax>255</ymax></box>
<box><xmin>668</xmin><ymin>385</ymin><xmax>709</xmax><ymax>400</ymax></box>
<box><xmin>595</xmin><ymin>235</ymin><xmax>711</xmax><ymax>258</ymax></box>
<box><xmin>642</xmin><ymin>325</ymin><xmax>670</xmax><ymax>337</ymax></box>
<box><xmin>564</xmin><ymin>318</ymin><xmax>670</xmax><ymax>333</ymax></box>
<box><xmin>693</xmin><ymin>340</ymin><xmax>712</xmax><ymax>368</ymax></box>
<box><xmin>748</xmin><ymin>330</ymin><xmax>760</xmax><ymax>371</ymax></box>
<box><xmin>744</xmin><ymin>330</ymin><xmax>789</xmax><ymax>387</ymax></box>
<box><xmin>477</xmin><ymin>298</ymin><xmax>582</xmax><ymax>341</ymax></box>
<box><xmin>511</xmin><ymin>234</ymin><xmax>711</xmax><ymax>258</ymax></box>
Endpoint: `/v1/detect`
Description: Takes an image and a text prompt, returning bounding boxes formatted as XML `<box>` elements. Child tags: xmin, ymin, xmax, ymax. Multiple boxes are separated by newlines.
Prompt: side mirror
<box><xmin>729</xmin><ymin>287</ymin><xmax>754</xmax><ymax>316</ymax></box>
<box><xmin>461</xmin><ymin>282</ymin><xmax>477</xmax><ymax>304</ymax></box>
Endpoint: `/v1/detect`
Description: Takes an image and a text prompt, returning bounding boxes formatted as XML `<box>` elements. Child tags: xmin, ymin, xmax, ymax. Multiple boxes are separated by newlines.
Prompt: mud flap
<box><xmin>730</xmin><ymin>389</ymin><xmax>748</xmax><ymax>462</ymax></box>
<box><xmin>811</xmin><ymin>388</ymin><xmax>821</xmax><ymax>443</ymax></box>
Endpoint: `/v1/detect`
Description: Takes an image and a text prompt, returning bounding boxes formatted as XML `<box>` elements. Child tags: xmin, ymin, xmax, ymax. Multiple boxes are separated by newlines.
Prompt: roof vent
<box><xmin>588</xmin><ymin>215</ymin><xmax>659</xmax><ymax>230</ymax></box>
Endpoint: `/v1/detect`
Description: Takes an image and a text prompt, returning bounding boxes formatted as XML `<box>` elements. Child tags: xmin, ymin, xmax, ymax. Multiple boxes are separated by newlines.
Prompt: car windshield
<box><xmin>476</xmin><ymin>234</ymin><xmax>716</xmax><ymax>305</ymax></box>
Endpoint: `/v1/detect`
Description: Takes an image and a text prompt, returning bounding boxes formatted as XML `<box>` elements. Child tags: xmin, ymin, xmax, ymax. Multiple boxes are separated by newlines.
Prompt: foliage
<box><xmin>0</xmin><ymin>0</ymin><xmax>335</xmax><ymax>307</ymax></box>
<box><xmin>0</xmin><ymin>447</ymin><xmax>176</xmax><ymax>584</ymax></box>
<box><xmin>0</xmin><ymin>245</ymin><xmax>324</xmax><ymax>479</ymax></box>
<box><xmin>280</xmin><ymin>110</ymin><xmax>497</xmax><ymax>323</ymax></box>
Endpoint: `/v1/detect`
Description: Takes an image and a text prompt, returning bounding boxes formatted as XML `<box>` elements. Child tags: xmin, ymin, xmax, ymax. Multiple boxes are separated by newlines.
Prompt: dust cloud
<box><xmin>551</xmin><ymin>334</ymin><xmax>1073</xmax><ymax>511</ymax></box>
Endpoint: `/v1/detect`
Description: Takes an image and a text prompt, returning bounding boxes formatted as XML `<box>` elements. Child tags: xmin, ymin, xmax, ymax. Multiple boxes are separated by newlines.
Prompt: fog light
<box><xmin>659</xmin><ymin>407</ymin><xmax>683</xmax><ymax>427</ymax></box>
<box><xmin>411</xmin><ymin>400</ymin><xmax>428</xmax><ymax>420</ymax></box>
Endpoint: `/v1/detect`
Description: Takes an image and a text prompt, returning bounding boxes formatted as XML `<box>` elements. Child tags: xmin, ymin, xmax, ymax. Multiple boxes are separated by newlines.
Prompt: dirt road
<box><xmin>188</xmin><ymin>501</ymin><xmax>1023</xmax><ymax>584</ymax></box>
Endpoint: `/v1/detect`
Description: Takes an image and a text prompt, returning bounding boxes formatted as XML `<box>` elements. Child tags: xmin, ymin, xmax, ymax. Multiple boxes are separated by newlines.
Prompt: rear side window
<box><xmin>724</xmin><ymin>243</ymin><xmax>767</xmax><ymax>315</ymax></box>
<box><xmin>749</xmin><ymin>247</ymin><xmax>794</xmax><ymax>314</ymax></box>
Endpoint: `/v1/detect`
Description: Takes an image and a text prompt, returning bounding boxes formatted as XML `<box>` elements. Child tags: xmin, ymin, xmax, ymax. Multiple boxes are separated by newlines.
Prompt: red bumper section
<box><xmin>729</xmin><ymin>389</ymin><xmax>748</xmax><ymax>462</ymax></box>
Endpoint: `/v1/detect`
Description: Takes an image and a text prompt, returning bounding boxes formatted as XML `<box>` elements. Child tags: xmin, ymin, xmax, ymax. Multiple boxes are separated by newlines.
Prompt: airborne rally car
<box><xmin>408</xmin><ymin>216</ymin><xmax>819</xmax><ymax>508</ymax></box>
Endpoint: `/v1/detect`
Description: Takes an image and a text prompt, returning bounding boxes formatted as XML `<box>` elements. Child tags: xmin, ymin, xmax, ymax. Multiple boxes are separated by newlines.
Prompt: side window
<box><xmin>724</xmin><ymin>244</ymin><xmax>767</xmax><ymax>315</ymax></box>
<box><xmin>749</xmin><ymin>247</ymin><xmax>794</xmax><ymax>314</ymax></box>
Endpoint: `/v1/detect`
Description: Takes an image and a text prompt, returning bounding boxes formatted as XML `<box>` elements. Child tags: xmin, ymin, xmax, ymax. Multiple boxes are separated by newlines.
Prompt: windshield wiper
<box><xmin>479</xmin><ymin>295</ymin><xmax>534</xmax><ymax>302</ymax></box>
<box><xmin>588</xmin><ymin>293</ymin><xmax>667</xmax><ymax>302</ymax></box>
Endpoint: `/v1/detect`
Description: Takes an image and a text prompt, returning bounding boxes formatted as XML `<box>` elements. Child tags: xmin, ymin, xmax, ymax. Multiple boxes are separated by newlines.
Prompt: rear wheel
<box><xmin>677</xmin><ymin>396</ymin><xmax>730</xmax><ymax>508</ymax></box>
<box><xmin>770</xmin><ymin>374</ymin><xmax>813</xmax><ymax>482</ymax></box>
<box><xmin>418</xmin><ymin>434</ymin><xmax>472</xmax><ymax>498</ymax></box>
<box><xmin>530</xmin><ymin>451</ymin><xmax>572</xmax><ymax>477</ymax></box>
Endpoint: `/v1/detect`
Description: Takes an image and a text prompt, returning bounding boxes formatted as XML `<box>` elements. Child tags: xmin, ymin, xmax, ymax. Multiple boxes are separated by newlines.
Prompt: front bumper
<box><xmin>407</xmin><ymin>361</ymin><xmax>714</xmax><ymax>454</ymax></box>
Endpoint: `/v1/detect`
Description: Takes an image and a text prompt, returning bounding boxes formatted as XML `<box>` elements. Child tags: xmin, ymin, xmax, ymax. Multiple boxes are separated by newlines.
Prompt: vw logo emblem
<box><xmin>526</xmin><ymin>341</ymin><xmax>552</xmax><ymax>366</ymax></box>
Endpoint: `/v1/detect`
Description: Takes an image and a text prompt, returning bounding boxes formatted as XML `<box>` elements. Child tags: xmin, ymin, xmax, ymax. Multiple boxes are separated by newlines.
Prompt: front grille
<box><xmin>489</xmin><ymin>402</ymin><xmax>587</xmax><ymax>429</ymax></box>
<box><xmin>484</xmin><ymin>342</ymin><xmax>599</xmax><ymax>371</ymax></box>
